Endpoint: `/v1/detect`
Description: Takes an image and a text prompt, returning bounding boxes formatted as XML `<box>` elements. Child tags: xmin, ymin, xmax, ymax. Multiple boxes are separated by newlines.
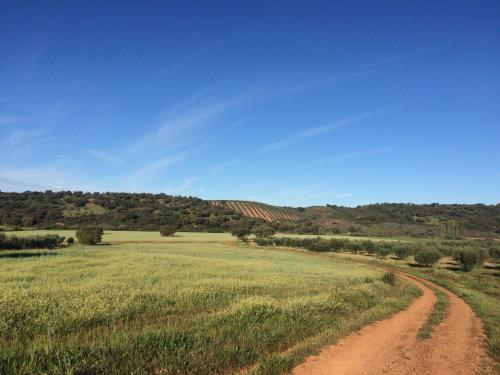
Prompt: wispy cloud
<box><xmin>336</xmin><ymin>192</ymin><xmax>354</xmax><ymax>198</ymax></box>
<box><xmin>302</xmin><ymin>147</ymin><xmax>392</xmax><ymax>168</ymax></box>
<box><xmin>164</xmin><ymin>177</ymin><xmax>199</xmax><ymax>194</ymax></box>
<box><xmin>0</xmin><ymin>166</ymin><xmax>95</xmax><ymax>192</ymax></box>
<box><xmin>4</xmin><ymin>129</ymin><xmax>55</xmax><ymax>147</ymax></box>
<box><xmin>209</xmin><ymin>159</ymin><xmax>237</xmax><ymax>175</ymax></box>
<box><xmin>269</xmin><ymin>185</ymin><xmax>337</xmax><ymax>205</ymax></box>
<box><xmin>264</xmin><ymin>54</ymin><xmax>408</xmax><ymax>100</ymax></box>
<box><xmin>86</xmin><ymin>149</ymin><xmax>123</xmax><ymax>165</ymax></box>
<box><xmin>131</xmin><ymin>91</ymin><xmax>254</xmax><ymax>155</ymax></box>
<box><xmin>260</xmin><ymin>111</ymin><xmax>379</xmax><ymax>152</ymax></box>
<box><xmin>0</xmin><ymin>115</ymin><xmax>33</xmax><ymax>125</ymax></box>
<box><xmin>131</xmin><ymin>153</ymin><xmax>188</xmax><ymax>179</ymax></box>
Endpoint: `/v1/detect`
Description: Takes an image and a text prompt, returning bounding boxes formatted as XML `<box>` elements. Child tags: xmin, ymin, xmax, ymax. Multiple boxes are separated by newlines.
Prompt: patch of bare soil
<box><xmin>291</xmin><ymin>271</ymin><xmax>495</xmax><ymax>375</ymax></box>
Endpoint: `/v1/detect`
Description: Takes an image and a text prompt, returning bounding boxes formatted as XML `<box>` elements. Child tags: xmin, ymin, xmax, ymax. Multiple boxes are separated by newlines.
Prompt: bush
<box><xmin>415</xmin><ymin>248</ymin><xmax>442</xmax><ymax>267</ymax></box>
<box><xmin>0</xmin><ymin>233</ymin><xmax>64</xmax><ymax>250</ymax></box>
<box><xmin>394</xmin><ymin>244</ymin><xmax>410</xmax><ymax>259</ymax></box>
<box><xmin>76</xmin><ymin>225</ymin><xmax>103</xmax><ymax>245</ymax></box>
<box><xmin>231</xmin><ymin>225</ymin><xmax>252</xmax><ymax>242</ymax></box>
<box><xmin>376</xmin><ymin>247</ymin><xmax>390</xmax><ymax>258</ymax></box>
<box><xmin>67</xmin><ymin>237</ymin><xmax>74</xmax><ymax>245</ymax></box>
<box><xmin>382</xmin><ymin>271</ymin><xmax>397</xmax><ymax>285</ymax></box>
<box><xmin>453</xmin><ymin>247</ymin><xmax>485</xmax><ymax>272</ymax></box>
<box><xmin>160</xmin><ymin>225</ymin><xmax>177</xmax><ymax>237</ymax></box>
<box><xmin>253</xmin><ymin>225</ymin><xmax>275</xmax><ymax>238</ymax></box>
<box><xmin>255</xmin><ymin>237</ymin><xmax>271</xmax><ymax>246</ymax></box>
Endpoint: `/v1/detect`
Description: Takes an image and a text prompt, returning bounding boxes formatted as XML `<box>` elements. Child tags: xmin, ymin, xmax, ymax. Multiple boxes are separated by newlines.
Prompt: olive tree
<box><xmin>76</xmin><ymin>225</ymin><xmax>103</xmax><ymax>245</ymax></box>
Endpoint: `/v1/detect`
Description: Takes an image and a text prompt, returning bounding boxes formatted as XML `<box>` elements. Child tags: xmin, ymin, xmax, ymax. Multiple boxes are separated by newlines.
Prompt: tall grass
<box><xmin>0</xmin><ymin>234</ymin><xmax>419</xmax><ymax>374</ymax></box>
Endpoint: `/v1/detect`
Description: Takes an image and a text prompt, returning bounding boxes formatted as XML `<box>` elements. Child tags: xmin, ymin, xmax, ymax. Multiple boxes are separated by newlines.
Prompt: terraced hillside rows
<box><xmin>211</xmin><ymin>200</ymin><xmax>300</xmax><ymax>222</ymax></box>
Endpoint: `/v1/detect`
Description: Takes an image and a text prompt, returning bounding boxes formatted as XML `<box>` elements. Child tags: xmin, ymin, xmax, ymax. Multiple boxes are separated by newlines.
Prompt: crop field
<box><xmin>8</xmin><ymin>230</ymin><xmax>235</xmax><ymax>243</ymax></box>
<box><xmin>211</xmin><ymin>200</ymin><xmax>300</xmax><ymax>222</ymax></box>
<box><xmin>0</xmin><ymin>231</ymin><xmax>419</xmax><ymax>374</ymax></box>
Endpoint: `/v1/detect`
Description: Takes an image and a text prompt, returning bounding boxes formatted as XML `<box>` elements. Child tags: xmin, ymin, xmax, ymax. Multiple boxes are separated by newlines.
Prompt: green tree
<box><xmin>394</xmin><ymin>244</ymin><xmax>410</xmax><ymax>259</ymax></box>
<box><xmin>160</xmin><ymin>225</ymin><xmax>177</xmax><ymax>237</ymax></box>
<box><xmin>453</xmin><ymin>248</ymin><xmax>485</xmax><ymax>272</ymax></box>
<box><xmin>376</xmin><ymin>247</ymin><xmax>390</xmax><ymax>258</ymax></box>
<box><xmin>253</xmin><ymin>224</ymin><xmax>276</xmax><ymax>238</ymax></box>
<box><xmin>415</xmin><ymin>248</ymin><xmax>442</xmax><ymax>267</ymax></box>
<box><xmin>231</xmin><ymin>225</ymin><xmax>252</xmax><ymax>242</ymax></box>
<box><xmin>76</xmin><ymin>225</ymin><xmax>103</xmax><ymax>245</ymax></box>
<box><xmin>440</xmin><ymin>220</ymin><xmax>462</xmax><ymax>240</ymax></box>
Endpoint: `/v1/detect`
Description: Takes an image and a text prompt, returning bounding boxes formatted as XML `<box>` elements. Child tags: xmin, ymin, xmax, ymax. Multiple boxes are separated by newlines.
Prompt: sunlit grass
<box><xmin>8</xmin><ymin>230</ymin><xmax>234</xmax><ymax>242</ymax></box>
<box><xmin>0</xmin><ymin>233</ymin><xmax>419</xmax><ymax>374</ymax></box>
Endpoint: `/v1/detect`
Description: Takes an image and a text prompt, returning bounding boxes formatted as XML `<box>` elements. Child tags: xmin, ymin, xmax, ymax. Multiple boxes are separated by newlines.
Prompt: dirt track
<box><xmin>291</xmin><ymin>271</ymin><xmax>495</xmax><ymax>375</ymax></box>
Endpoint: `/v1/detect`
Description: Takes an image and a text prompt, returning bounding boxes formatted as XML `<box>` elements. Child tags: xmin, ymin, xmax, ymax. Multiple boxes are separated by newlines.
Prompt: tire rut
<box><xmin>291</xmin><ymin>270</ymin><xmax>494</xmax><ymax>375</ymax></box>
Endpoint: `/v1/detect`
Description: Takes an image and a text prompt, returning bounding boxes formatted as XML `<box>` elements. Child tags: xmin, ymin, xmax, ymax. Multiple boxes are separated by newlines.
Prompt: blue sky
<box><xmin>0</xmin><ymin>1</ymin><xmax>498</xmax><ymax>206</ymax></box>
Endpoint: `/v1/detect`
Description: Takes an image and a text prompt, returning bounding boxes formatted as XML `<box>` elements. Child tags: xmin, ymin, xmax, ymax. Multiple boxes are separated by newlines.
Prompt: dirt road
<box><xmin>291</xmin><ymin>271</ymin><xmax>494</xmax><ymax>375</ymax></box>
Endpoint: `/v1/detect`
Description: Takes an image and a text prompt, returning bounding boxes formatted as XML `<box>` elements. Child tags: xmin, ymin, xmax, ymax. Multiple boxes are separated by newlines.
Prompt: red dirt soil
<box><xmin>291</xmin><ymin>271</ymin><xmax>495</xmax><ymax>375</ymax></box>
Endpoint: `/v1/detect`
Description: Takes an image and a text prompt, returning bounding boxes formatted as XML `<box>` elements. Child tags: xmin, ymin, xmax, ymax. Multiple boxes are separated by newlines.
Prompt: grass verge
<box><xmin>417</xmin><ymin>287</ymin><xmax>450</xmax><ymax>340</ymax></box>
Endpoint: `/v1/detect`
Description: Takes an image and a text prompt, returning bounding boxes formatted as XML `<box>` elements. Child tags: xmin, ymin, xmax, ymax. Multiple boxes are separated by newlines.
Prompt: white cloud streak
<box><xmin>260</xmin><ymin>111</ymin><xmax>379</xmax><ymax>152</ymax></box>
<box><xmin>302</xmin><ymin>147</ymin><xmax>392</xmax><ymax>168</ymax></box>
<box><xmin>86</xmin><ymin>149</ymin><xmax>124</xmax><ymax>165</ymax></box>
<box><xmin>131</xmin><ymin>153</ymin><xmax>188</xmax><ymax>179</ymax></box>
<box><xmin>0</xmin><ymin>115</ymin><xmax>33</xmax><ymax>125</ymax></box>
<box><xmin>336</xmin><ymin>192</ymin><xmax>354</xmax><ymax>198</ymax></box>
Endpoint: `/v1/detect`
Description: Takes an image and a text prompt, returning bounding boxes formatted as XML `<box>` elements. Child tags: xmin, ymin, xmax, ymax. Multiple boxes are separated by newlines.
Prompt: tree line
<box><xmin>0</xmin><ymin>191</ymin><xmax>256</xmax><ymax>232</ymax></box>
<box><xmin>254</xmin><ymin>236</ymin><xmax>499</xmax><ymax>272</ymax></box>
<box><xmin>0</xmin><ymin>233</ymin><xmax>66</xmax><ymax>250</ymax></box>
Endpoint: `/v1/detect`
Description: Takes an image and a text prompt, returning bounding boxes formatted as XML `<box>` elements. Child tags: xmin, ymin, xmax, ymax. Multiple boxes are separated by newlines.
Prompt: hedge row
<box><xmin>0</xmin><ymin>233</ymin><xmax>65</xmax><ymax>250</ymax></box>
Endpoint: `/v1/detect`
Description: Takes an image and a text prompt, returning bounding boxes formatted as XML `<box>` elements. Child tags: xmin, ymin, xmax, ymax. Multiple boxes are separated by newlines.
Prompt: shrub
<box><xmin>453</xmin><ymin>247</ymin><xmax>485</xmax><ymax>272</ymax></box>
<box><xmin>255</xmin><ymin>237</ymin><xmax>271</xmax><ymax>246</ymax></box>
<box><xmin>231</xmin><ymin>225</ymin><xmax>252</xmax><ymax>242</ymax></box>
<box><xmin>360</xmin><ymin>240</ymin><xmax>376</xmax><ymax>253</ymax></box>
<box><xmin>382</xmin><ymin>271</ymin><xmax>397</xmax><ymax>285</ymax></box>
<box><xmin>253</xmin><ymin>225</ymin><xmax>275</xmax><ymax>238</ymax></box>
<box><xmin>76</xmin><ymin>225</ymin><xmax>103</xmax><ymax>245</ymax></box>
<box><xmin>67</xmin><ymin>237</ymin><xmax>74</xmax><ymax>245</ymax></box>
<box><xmin>160</xmin><ymin>225</ymin><xmax>177</xmax><ymax>237</ymax></box>
<box><xmin>376</xmin><ymin>247</ymin><xmax>390</xmax><ymax>258</ymax></box>
<box><xmin>415</xmin><ymin>248</ymin><xmax>442</xmax><ymax>267</ymax></box>
<box><xmin>0</xmin><ymin>233</ymin><xmax>64</xmax><ymax>250</ymax></box>
<box><xmin>394</xmin><ymin>244</ymin><xmax>410</xmax><ymax>259</ymax></box>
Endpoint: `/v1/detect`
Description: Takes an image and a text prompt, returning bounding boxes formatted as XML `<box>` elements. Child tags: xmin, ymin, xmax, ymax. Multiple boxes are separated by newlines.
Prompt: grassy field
<box><xmin>0</xmin><ymin>231</ymin><xmax>419</xmax><ymax>374</ymax></box>
<box><xmin>8</xmin><ymin>230</ymin><xmax>235</xmax><ymax>243</ymax></box>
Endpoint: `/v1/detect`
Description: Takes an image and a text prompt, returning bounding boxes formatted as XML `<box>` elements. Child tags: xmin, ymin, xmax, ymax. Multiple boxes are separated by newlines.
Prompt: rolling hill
<box><xmin>0</xmin><ymin>192</ymin><xmax>498</xmax><ymax>237</ymax></box>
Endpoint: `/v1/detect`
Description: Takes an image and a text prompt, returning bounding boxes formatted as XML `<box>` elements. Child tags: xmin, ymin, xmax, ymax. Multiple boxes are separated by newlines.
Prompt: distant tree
<box><xmin>452</xmin><ymin>248</ymin><xmax>485</xmax><ymax>272</ymax></box>
<box><xmin>253</xmin><ymin>224</ymin><xmax>275</xmax><ymax>238</ymax></box>
<box><xmin>67</xmin><ymin>237</ymin><xmax>74</xmax><ymax>245</ymax></box>
<box><xmin>231</xmin><ymin>225</ymin><xmax>252</xmax><ymax>242</ymax></box>
<box><xmin>160</xmin><ymin>225</ymin><xmax>177</xmax><ymax>237</ymax></box>
<box><xmin>440</xmin><ymin>220</ymin><xmax>462</xmax><ymax>240</ymax></box>
<box><xmin>376</xmin><ymin>247</ymin><xmax>390</xmax><ymax>258</ymax></box>
<box><xmin>76</xmin><ymin>225</ymin><xmax>103</xmax><ymax>245</ymax></box>
<box><xmin>415</xmin><ymin>248</ymin><xmax>442</xmax><ymax>267</ymax></box>
<box><xmin>394</xmin><ymin>244</ymin><xmax>411</xmax><ymax>259</ymax></box>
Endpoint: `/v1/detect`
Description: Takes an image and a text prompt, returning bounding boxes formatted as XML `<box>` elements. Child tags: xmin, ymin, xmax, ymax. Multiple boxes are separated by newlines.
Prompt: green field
<box><xmin>8</xmin><ymin>230</ymin><xmax>235</xmax><ymax>243</ymax></box>
<box><xmin>0</xmin><ymin>231</ymin><xmax>419</xmax><ymax>374</ymax></box>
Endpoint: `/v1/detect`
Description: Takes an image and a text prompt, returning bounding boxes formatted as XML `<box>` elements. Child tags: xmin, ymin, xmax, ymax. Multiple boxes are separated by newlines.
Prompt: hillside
<box><xmin>211</xmin><ymin>200</ymin><xmax>500</xmax><ymax>238</ymax></box>
<box><xmin>0</xmin><ymin>191</ymin><xmax>250</xmax><ymax>232</ymax></box>
<box><xmin>0</xmin><ymin>192</ymin><xmax>498</xmax><ymax>237</ymax></box>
